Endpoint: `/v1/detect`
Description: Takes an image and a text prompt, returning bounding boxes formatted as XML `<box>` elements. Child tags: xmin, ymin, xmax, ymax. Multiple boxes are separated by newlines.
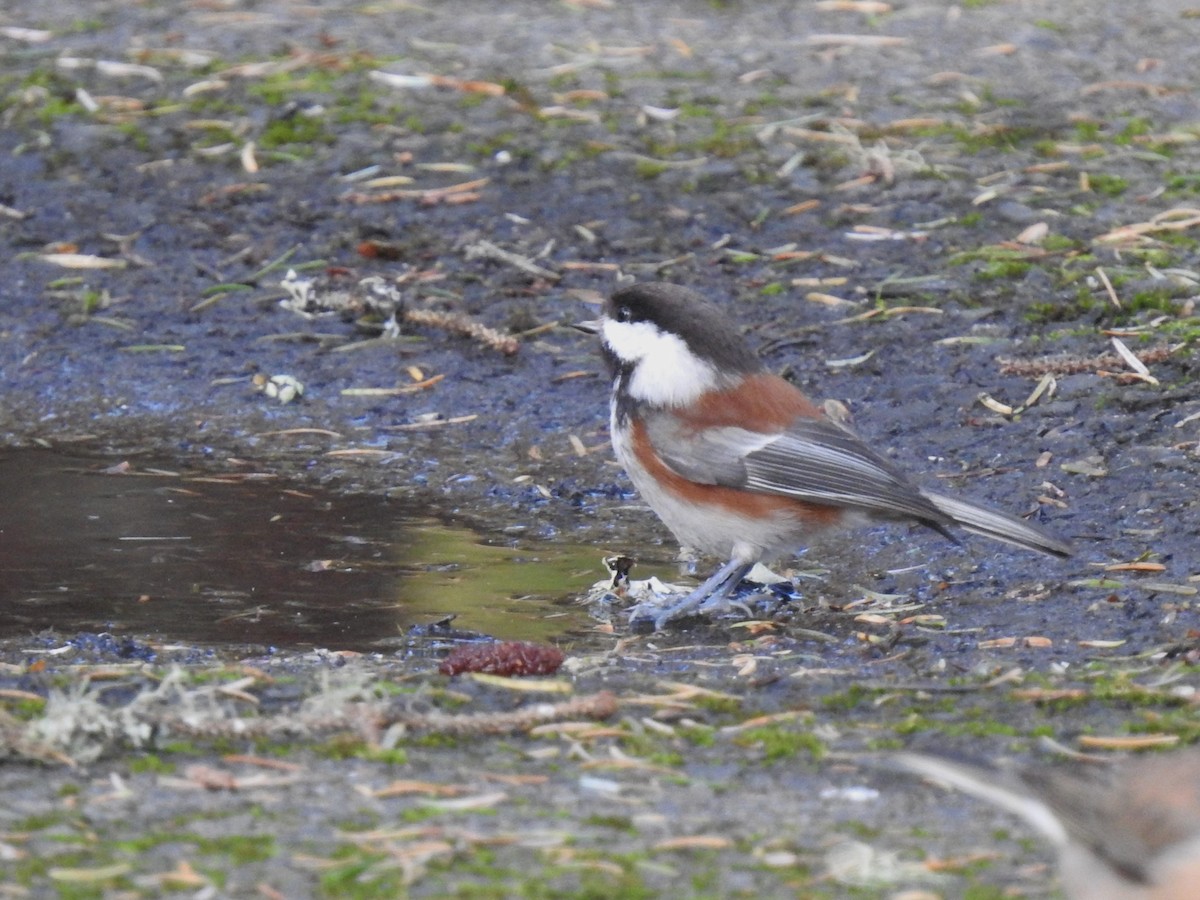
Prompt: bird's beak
<box><xmin>572</xmin><ymin>318</ymin><xmax>602</xmax><ymax>335</ymax></box>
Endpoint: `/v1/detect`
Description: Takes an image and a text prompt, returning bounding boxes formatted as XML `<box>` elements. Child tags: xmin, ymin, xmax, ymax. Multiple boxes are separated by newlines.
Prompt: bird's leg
<box><xmin>630</xmin><ymin>559</ymin><xmax>755</xmax><ymax>631</ymax></box>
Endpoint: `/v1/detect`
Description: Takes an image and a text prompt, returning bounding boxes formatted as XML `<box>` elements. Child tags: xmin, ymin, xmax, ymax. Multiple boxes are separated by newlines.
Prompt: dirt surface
<box><xmin>2</xmin><ymin>0</ymin><xmax>1200</xmax><ymax>897</ymax></box>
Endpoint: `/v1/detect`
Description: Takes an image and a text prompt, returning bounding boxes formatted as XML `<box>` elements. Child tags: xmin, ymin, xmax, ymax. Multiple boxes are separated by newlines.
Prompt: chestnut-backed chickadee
<box><xmin>575</xmin><ymin>282</ymin><xmax>1071</xmax><ymax>630</ymax></box>
<box><xmin>894</xmin><ymin>749</ymin><xmax>1200</xmax><ymax>900</ymax></box>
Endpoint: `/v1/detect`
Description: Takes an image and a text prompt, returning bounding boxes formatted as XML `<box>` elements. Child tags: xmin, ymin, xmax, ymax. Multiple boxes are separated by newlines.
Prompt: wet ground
<box><xmin>1</xmin><ymin>0</ymin><xmax>1199</xmax><ymax>897</ymax></box>
<box><xmin>0</xmin><ymin>449</ymin><xmax>603</xmax><ymax>647</ymax></box>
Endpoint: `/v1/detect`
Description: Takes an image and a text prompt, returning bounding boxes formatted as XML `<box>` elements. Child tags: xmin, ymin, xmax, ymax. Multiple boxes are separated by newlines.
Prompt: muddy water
<box><xmin>0</xmin><ymin>450</ymin><xmax>602</xmax><ymax>649</ymax></box>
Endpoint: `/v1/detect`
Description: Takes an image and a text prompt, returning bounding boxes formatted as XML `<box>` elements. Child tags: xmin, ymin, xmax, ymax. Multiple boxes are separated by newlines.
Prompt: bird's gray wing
<box><xmin>740</xmin><ymin>418</ymin><xmax>950</xmax><ymax>525</ymax></box>
<box><xmin>644</xmin><ymin>411</ymin><xmax>948</xmax><ymax>527</ymax></box>
<box><xmin>641</xmin><ymin>409</ymin><xmax>768</xmax><ymax>485</ymax></box>
<box><xmin>643</xmin><ymin>410</ymin><xmax>1070</xmax><ymax>556</ymax></box>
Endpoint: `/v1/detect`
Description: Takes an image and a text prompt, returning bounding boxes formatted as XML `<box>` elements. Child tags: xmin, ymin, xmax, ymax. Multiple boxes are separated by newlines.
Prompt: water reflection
<box><xmin>0</xmin><ymin>450</ymin><xmax>601</xmax><ymax>648</ymax></box>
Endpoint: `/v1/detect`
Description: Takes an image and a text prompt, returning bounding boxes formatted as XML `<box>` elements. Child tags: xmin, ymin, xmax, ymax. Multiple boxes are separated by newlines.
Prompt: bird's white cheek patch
<box><xmin>601</xmin><ymin>319</ymin><xmax>665</xmax><ymax>363</ymax></box>
<box><xmin>602</xmin><ymin>319</ymin><xmax>717</xmax><ymax>407</ymax></box>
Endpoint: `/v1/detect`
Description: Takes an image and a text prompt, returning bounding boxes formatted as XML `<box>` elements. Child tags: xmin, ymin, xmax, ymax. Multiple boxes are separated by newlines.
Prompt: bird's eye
<box><xmin>615</xmin><ymin>306</ymin><xmax>633</xmax><ymax>323</ymax></box>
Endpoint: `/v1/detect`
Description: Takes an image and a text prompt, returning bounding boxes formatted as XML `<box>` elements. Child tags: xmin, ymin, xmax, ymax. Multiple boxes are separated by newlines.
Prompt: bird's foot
<box><xmin>628</xmin><ymin>587</ymin><xmax>709</xmax><ymax>633</ymax></box>
<box><xmin>628</xmin><ymin>559</ymin><xmax>756</xmax><ymax>632</ymax></box>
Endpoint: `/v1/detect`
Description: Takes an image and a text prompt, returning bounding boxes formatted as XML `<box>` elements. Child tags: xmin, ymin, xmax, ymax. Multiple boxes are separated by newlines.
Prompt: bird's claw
<box><xmin>628</xmin><ymin>587</ymin><xmax>758</xmax><ymax>632</ymax></box>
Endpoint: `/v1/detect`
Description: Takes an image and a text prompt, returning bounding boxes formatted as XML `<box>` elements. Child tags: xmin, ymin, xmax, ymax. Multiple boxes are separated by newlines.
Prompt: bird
<box><xmin>574</xmin><ymin>281</ymin><xmax>1071</xmax><ymax>630</ymax></box>
<box><xmin>893</xmin><ymin>749</ymin><xmax>1200</xmax><ymax>900</ymax></box>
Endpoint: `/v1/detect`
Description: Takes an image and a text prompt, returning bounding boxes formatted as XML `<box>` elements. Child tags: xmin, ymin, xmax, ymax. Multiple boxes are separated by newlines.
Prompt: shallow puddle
<box><xmin>0</xmin><ymin>449</ymin><xmax>605</xmax><ymax>649</ymax></box>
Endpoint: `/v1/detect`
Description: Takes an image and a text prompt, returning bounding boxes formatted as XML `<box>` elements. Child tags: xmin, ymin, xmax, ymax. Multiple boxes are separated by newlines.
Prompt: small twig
<box><xmin>404</xmin><ymin>308</ymin><xmax>520</xmax><ymax>355</ymax></box>
<box><xmin>341</xmin><ymin>374</ymin><xmax>445</xmax><ymax>396</ymax></box>
<box><xmin>340</xmin><ymin>177</ymin><xmax>489</xmax><ymax>205</ymax></box>
<box><xmin>464</xmin><ymin>239</ymin><xmax>560</xmax><ymax>282</ymax></box>
<box><xmin>156</xmin><ymin>691</ymin><xmax>619</xmax><ymax>742</ymax></box>
<box><xmin>245</xmin><ymin>244</ymin><xmax>301</xmax><ymax>283</ymax></box>
<box><xmin>998</xmin><ymin>345</ymin><xmax>1177</xmax><ymax>378</ymax></box>
<box><xmin>381</xmin><ymin>415</ymin><xmax>479</xmax><ymax>432</ymax></box>
<box><xmin>1095</xmin><ymin>266</ymin><xmax>1121</xmax><ymax>308</ymax></box>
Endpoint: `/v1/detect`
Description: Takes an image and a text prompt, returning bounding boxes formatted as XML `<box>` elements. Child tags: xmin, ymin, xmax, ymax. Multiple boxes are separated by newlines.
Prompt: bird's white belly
<box><xmin>612</xmin><ymin>413</ymin><xmax>842</xmax><ymax>564</ymax></box>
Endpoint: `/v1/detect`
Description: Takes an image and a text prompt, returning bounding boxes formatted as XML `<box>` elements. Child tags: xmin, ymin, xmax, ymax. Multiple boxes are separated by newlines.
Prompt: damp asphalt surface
<box><xmin>0</xmin><ymin>1</ymin><xmax>1199</xmax><ymax>897</ymax></box>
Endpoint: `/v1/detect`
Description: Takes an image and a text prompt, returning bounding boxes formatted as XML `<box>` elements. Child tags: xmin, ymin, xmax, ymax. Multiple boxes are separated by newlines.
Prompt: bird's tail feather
<box><xmin>922</xmin><ymin>490</ymin><xmax>1072</xmax><ymax>558</ymax></box>
<box><xmin>892</xmin><ymin>753</ymin><xmax>1068</xmax><ymax>844</ymax></box>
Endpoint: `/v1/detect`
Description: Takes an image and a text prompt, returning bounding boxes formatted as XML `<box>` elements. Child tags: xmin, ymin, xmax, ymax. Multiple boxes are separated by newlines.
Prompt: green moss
<box><xmin>634</xmin><ymin>159</ymin><xmax>668</xmax><ymax>179</ymax></box>
<box><xmin>258</xmin><ymin>114</ymin><xmax>332</xmax><ymax>150</ymax></box>
<box><xmin>735</xmin><ymin>726</ymin><xmax>825</xmax><ymax>761</ymax></box>
<box><xmin>1121</xmin><ymin>247</ymin><xmax>1178</xmax><ymax>267</ymax></box>
<box><xmin>1155</xmin><ymin>231</ymin><xmax>1199</xmax><ymax>249</ymax></box>
<box><xmin>962</xmin><ymin>883</ymin><xmax>1010</xmax><ymax>899</ymax></box>
<box><xmin>128</xmin><ymin>754</ymin><xmax>176</xmax><ymax>775</ymax></box>
<box><xmin>954</xmin><ymin>125</ymin><xmax>1046</xmax><ymax>154</ymax></box>
<box><xmin>1024</xmin><ymin>286</ymin><xmax>1098</xmax><ymax>324</ymax></box>
<box><xmin>1114</xmin><ymin>117</ymin><xmax>1152</xmax><ymax>145</ymax></box>
<box><xmin>694</xmin><ymin>119</ymin><xmax>757</xmax><ymax>158</ymax></box>
<box><xmin>109</xmin><ymin>824</ymin><xmax>275</xmax><ymax>867</ymax></box>
<box><xmin>51</xmin><ymin>872</ymin><xmax>133</xmax><ymax>900</ymax></box>
<box><xmin>320</xmin><ymin>847</ymin><xmax>407</xmax><ymax>899</ymax></box>
<box><xmin>395</xmin><ymin>806</ymin><xmax>444</xmax><ymax>825</ymax></box>
<box><xmin>949</xmin><ymin>245</ymin><xmax>1033</xmax><ymax>266</ymax></box>
<box><xmin>6</xmin><ymin>696</ymin><xmax>47</xmax><ymax>719</ymax></box>
<box><xmin>449</xmin><ymin>92</ymin><xmax>490</xmax><ymax>114</ymax></box>
<box><xmin>1128</xmin><ymin>710</ymin><xmax>1200</xmax><ymax>742</ymax></box>
<box><xmin>396</xmin><ymin>112</ymin><xmax>426</xmax><ymax>133</ymax></box>
<box><xmin>976</xmin><ymin>259</ymin><xmax>1032</xmax><ymax>280</ymax></box>
<box><xmin>114</xmin><ymin>121</ymin><xmax>151</xmax><ymax>152</ymax></box>
<box><xmin>1023</xmin><ymin>264</ymin><xmax>1182</xmax><ymax>325</ymax></box>
<box><xmin>1041</xmin><ymin>233</ymin><xmax>1080</xmax><ymax>251</ymax></box>
<box><xmin>679</xmin><ymin>725</ymin><xmax>716</xmax><ymax>747</ymax></box>
<box><xmin>1156</xmin><ymin>318</ymin><xmax>1200</xmax><ymax>341</ymax></box>
<box><xmin>157</xmin><ymin>739</ymin><xmax>204</xmax><ymax>754</ymax></box>
<box><xmin>547</xmin><ymin>71</ymin><xmax>581</xmax><ymax>91</ymax></box>
<box><xmin>1032</xmin><ymin>138</ymin><xmax>1060</xmax><ymax>157</ymax></box>
<box><xmin>1165</xmin><ymin>172</ymin><xmax>1200</xmax><ymax>195</ymax></box>
<box><xmin>414</xmin><ymin>845</ymin><xmax>667</xmax><ymax>899</ymax></box>
<box><xmin>822</xmin><ymin>684</ymin><xmax>873</xmax><ymax>712</ymax></box>
<box><xmin>583</xmin><ymin>814</ymin><xmax>637</xmax><ymax>832</ymax></box>
<box><xmin>331</xmin><ymin>89</ymin><xmax>402</xmax><ymax>127</ymax></box>
<box><xmin>16</xmin><ymin>810</ymin><xmax>67</xmax><ymax>830</ymax></box>
<box><xmin>315</xmin><ymin>734</ymin><xmax>409</xmax><ymax>762</ymax></box>
<box><xmin>1088</xmin><ymin>672</ymin><xmax>1192</xmax><ymax>706</ymax></box>
<box><xmin>677</xmin><ymin>99</ymin><xmax>715</xmax><ymax>118</ymax></box>
<box><xmin>602</xmin><ymin>70</ymin><xmax>624</xmax><ymax>97</ymax></box>
<box><xmin>77</xmin><ymin>289</ymin><xmax>106</xmax><ymax>315</ymax></box>
<box><xmin>37</xmin><ymin>94</ymin><xmax>82</xmax><ymax>123</ymax></box>
<box><xmin>839</xmin><ymin>820</ymin><xmax>880</xmax><ymax>840</ymax></box>
<box><xmin>1088</xmin><ymin>172</ymin><xmax>1129</xmax><ymax>196</ymax></box>
<box><xmin>409</xmin><ymin>732</ymin><xmax>465</xmax><ymax>750</ymax></box>
<box><xmin>247</xmin><ymin>68</ymin><xmax>338</xmax><ymax>105</ymax></box>
<box><xmin>468</xmin><ymin>130</ymin><xmax>521</xmax><ymax>158</ymax></box>
<box><xmin>185</xmin><ymin>667</ymin><xmax>256</xmax><ymax>685</ymax></box>
<box><xmin>695</xmin><ymin>694</ymin><xmax>745</xmax><ymax>715</ymax></box>
<box><xmin>1128</xmin><ymin>287</ymin><xmax>1181</xmax><ymax>313</ymax></box>
<box><xmin>892</xmin><ymin>704</ymin><xmax>1022</xmax><ymax>738</ymax></box>
<box><xmin>742</xmin><ymin>90</ymin><xmax>786</xmax><ymax>116</ymax></box>
<box><xmin>651</xmin><ymin>749</ymin><xmax>686</xmax><ymax>767</ymax></box>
